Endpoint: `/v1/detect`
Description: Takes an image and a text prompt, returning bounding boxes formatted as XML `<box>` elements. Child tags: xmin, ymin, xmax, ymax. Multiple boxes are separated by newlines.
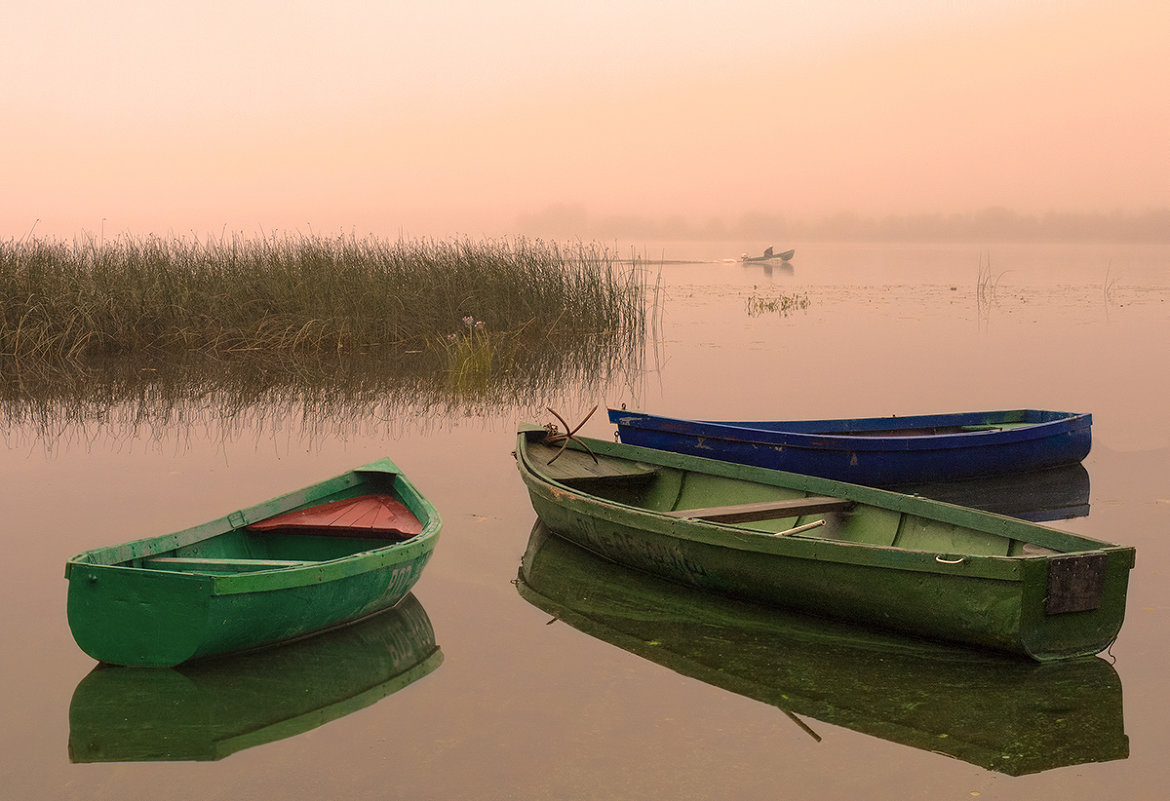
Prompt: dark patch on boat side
<box><xmin>1046</xmin><ymin>553</ymin><xmax>1107</xmax><ymax>614</ymax></box>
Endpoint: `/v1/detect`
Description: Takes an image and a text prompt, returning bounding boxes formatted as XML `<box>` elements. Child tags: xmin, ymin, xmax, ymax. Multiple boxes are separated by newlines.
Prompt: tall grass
<box><xmin>0</xmin><ymin>233</ymin><xmax>647</xmax><ymax>360</ymax></box>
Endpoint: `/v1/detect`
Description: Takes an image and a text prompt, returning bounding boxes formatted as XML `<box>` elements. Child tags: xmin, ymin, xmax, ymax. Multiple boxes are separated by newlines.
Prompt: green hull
<box><xmin>517</xmin><ymin>525</ymin><xmax>1127</xmax><ymax>776</ymax></box>
<box><xmin>69</xmin><ymin>594</ymin><xmax>441</xmax><ymax>762</ymax></box>
<box><xmin>515</xmin><ymin>427</ymin><xmax>1134</xmax><ymax>661</ymax></box>
<box><xmin>65</xmin><ymin>459</ymin><xmax>440</xmax><ymax>667</ymax></box>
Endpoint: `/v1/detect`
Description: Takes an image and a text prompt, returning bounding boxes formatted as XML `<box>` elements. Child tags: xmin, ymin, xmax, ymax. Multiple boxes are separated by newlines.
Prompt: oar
<box><xmin>770</xmin><ymin>518</ymin><xmax>826</xmax><ymax>537</ymax></box>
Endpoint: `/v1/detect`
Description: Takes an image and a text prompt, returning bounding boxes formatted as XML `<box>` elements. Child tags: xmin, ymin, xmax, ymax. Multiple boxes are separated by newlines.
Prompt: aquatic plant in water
<box><xmin>745</xmin><ymin>290</ymin><xmax>811</xmax><ymax>317</ymax></box>
<box><xmin>435</xmin><ymin>315</ymin><xmax>499</xmax><ymax>398</ymax></box>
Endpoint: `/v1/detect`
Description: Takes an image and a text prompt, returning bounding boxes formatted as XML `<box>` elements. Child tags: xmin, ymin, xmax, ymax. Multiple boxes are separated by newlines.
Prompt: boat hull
<box><xmin>65</xmin><ymin>459</ymin><xmax>440</xmax><ymax>667</ymax></box>
<box><xmin>609</xmin><ymin>408</ymin><xmax>1092</xmax><ymax>485</ymax></box>
<box><xmin>515</xmin><ymin>428</ymin><xmax>1132</xmax><ymax>661</ymax></box>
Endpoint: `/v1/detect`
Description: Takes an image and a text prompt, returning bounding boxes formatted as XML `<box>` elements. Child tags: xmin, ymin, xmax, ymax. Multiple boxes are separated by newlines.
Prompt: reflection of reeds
<box><xmin>0</xmin><ymin>234</ymin><xmax>645</xmax><ymax>359</ymax></box>
<box><xmin>0</xmin><ymin>335</ymin><xmax>645</xmax><ymax>449</ymax></box>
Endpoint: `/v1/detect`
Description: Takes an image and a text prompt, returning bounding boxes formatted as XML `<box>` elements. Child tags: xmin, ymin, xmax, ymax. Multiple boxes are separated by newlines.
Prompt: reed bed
<box><xmin>0</xmin><ymin>234</ymin><xmax>647</xmax><ymax>360</ymax></box>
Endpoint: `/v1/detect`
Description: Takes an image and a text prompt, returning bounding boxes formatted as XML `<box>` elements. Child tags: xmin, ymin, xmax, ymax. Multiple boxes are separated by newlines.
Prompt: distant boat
<box><xmin>741</xmin><ymin>247</ymin><xmax>795</xmax><ymax>263</ymax></box>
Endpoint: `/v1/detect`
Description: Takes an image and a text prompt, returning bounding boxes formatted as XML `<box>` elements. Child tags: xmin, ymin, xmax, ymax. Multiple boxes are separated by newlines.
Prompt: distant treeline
<box><xmin>520</xmin><ymin>206</ymin><xmax>1170</xmax><ymax>243</ymax></box>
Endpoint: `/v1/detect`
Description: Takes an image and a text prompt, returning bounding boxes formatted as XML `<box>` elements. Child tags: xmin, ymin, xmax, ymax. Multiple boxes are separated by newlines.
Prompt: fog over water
<box><xmin>4</xmin><ymin>1</ymin><xmax>1167</xmax><ymax>241</ymax></box>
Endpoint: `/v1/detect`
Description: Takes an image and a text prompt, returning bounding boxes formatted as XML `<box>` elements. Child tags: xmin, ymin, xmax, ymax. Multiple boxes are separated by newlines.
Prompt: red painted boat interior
<box><xmin>247</xmin><ymin>494</ymin><xmax>423</xmax><ymax>538</ymax></box>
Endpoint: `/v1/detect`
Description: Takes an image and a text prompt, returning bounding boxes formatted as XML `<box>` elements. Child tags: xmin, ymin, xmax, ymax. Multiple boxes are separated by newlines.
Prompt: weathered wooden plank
<box><xmin>142</xmin><ymin>557</ymin><xmax>309</xmax><ymax>572</ymax></box>
<box><xmin>668</xmin><ymin>496</ymin><xmax>852</xmax><ymax>523</ymax></box>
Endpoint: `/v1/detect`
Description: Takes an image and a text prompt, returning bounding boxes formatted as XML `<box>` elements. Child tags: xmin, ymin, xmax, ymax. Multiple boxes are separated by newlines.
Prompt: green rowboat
<box><xmin>69</xmin><ymin>594</ymin><xmax>441</xmax><ymax>762</ymax></box>
<box><xmin>65</xmin><ymin>458</ymin><xmax>440</xmax><ymax>667</ymax></box>
<box><xmin>514</xmin><ymin>426</ymin><xmax>1134</xmax><ymax>661</ymax></box>
<box><xmin>517</xmin><ymin>524</ymin><xmax>1127</xmax><ymax>776</ymax></box>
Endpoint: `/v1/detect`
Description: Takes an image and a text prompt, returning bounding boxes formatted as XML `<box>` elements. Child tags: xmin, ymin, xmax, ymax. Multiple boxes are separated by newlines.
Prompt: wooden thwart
<box><xmin>142</xmin><ymin>556</ymin><xmax>312</xmax><ymax>572</ymax></box>
<box><xmin>668</xmin><ymin>496</ymin><xmax>851</xmax><ymax>523</ymax></box>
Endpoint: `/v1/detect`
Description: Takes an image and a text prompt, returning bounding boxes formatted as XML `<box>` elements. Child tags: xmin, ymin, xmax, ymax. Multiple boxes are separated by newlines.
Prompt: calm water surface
<box><xmin>3</xmin><ymin>242</ymin><xmax>1168</xmax><ymax>800</ymax></box>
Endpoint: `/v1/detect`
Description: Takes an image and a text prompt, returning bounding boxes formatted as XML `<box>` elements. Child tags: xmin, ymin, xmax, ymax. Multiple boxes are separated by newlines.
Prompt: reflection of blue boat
<box><xmin>901</xmin><ymin>463</ymin><xmax>1090</xmax><ymax>522</ymax></box>
<box><xmin>517</xmin><ymin>524</ymin><xmax>1128</xmax><ymax>776</ymax></box>
<box><xmin>68</xmin><ymin>594</ymin><xmax>441</xmax><ymax>762</ymax></box>
<box><xmin>609</xmin><ymin>408</ymin><xmax>1091</xmax><ymax>486</ymax></box>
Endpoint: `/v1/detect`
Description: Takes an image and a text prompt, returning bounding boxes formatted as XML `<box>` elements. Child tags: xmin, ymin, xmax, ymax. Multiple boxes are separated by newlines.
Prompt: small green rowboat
<box><xmin>514</xmin><ymin>426</ymin><xmax>1134</xmax><ymax>661</ymax></box>
<box><xmin>65</xmin><ymin>458</ymin><xmax>440</xmax><ymax>667</ymax></box>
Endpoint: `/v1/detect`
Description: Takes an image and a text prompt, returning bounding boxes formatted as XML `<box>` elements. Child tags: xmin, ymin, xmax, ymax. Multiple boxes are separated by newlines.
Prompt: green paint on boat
<box><xmin>68</xmin><ymin>594</ymin><xmax>441</xmax><ymax>762</ymax></box>
<box><xmin>65</xmin><ymin>458</ymin><xmax>440</xmax><ymax>667</ymax></box>
<box><xmin>517</xmin><ymin>524</ymin><xmax>1127</xmax><ymax>776</ymax></box>
<box><xmin>514</xmin><ymin>427</ymin><xmax>1135</xmax><ymax>661</ymax></box>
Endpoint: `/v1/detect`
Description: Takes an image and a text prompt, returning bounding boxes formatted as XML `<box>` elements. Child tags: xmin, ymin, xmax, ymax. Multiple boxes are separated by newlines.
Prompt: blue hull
<box><xmin>608</xmin><ymin>408</ymin><xmax>1092</xmax><ymax>486</ymax></box>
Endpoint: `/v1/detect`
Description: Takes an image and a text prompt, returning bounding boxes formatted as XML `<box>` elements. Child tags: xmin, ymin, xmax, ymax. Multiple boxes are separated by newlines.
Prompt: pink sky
<box><xmin>3</xmin><ymin>0</ymin><xmax>1166</xmax><ymax>241</ymax></box>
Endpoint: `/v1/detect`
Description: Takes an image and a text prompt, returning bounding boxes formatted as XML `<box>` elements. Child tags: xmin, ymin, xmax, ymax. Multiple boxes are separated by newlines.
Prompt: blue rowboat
<box><xmin>608</xmin><ymin>408</ymin><xmax>1091</xmax><ymax>486</ymax></box>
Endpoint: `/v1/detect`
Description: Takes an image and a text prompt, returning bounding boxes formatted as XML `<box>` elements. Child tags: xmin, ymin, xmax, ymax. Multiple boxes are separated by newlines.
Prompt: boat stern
<box><xmin>1017</xmin><ymin>546</ymin><xmax>1136</xmax><ymax>661</ymax></box>
<box><xmin>67</xmin><ymin>562</ymin><xmax>213</xmax><ymax>668</ymax></box>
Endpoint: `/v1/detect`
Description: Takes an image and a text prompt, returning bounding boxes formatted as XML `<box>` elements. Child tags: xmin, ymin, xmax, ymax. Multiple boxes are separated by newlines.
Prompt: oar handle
<box><xmin>771</xmin><ymin>518</ymin><xmax>827</xmax><ymax>537</ymax></box>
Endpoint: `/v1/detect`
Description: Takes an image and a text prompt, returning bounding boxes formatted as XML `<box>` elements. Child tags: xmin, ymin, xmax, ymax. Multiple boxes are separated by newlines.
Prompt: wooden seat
<box><xmin>142</xmin><ymin>556</ymin><xmax>312</xmax><ymax>572</ymax></box>
<box><xmin>667</xmin><ymin>496</ymin><xmax>852</xmax><ymax>524</ymax></box>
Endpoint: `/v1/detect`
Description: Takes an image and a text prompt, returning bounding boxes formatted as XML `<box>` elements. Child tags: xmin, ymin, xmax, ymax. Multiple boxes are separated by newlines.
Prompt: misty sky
<box><xmin>3</xmin><ymin>0</ymin><xmax>1167</xmax><ymax>240</ymax></box>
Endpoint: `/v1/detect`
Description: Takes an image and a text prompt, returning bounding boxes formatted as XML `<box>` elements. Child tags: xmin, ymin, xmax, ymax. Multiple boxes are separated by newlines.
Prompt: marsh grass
<box><xmin>0</xmin><ymin>233</ymin><xmax>647</xmax><ymax>361</ymax></box>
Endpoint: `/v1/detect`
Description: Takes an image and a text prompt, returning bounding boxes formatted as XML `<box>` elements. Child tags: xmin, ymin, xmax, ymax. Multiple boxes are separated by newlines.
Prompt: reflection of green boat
<box><xmin>517</xmin><ymin>525</ymin><xmax>1127</xmax><ymax>776</ymax></box>
<box><xmin>69</xmin><ymin>594</ymin><xmax>441</xmax><ymax>762</ymax></box>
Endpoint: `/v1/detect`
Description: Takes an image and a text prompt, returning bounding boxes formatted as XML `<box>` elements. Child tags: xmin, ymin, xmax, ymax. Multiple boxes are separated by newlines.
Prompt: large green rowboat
<box><xmin>514</xmin><ymin>426</ymin><xmax>1134</xmax><ymax>661</ymax></box>
<box><xmin>517</xmin><ymin>524</ymin><xmax>1127</xmax><ymax>776</ymax></box>
<box><xmin>69</xmin><ymin>593</ymin><xmax>441</xmax><ymax>762</ymax></box>
<box><xmin>65</xmin><ymin>458</ymin><xmax>440</xmax><ymax>667</ymax></box>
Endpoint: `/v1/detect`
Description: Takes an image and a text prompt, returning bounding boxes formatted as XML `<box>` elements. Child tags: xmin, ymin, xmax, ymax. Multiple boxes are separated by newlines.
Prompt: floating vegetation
<box><xmin>0</xmin><ymin>233</ymin><xmax>647</xmax><ymax>360</ymax></box>
<box><xmin>745</xmin><ymin>289</ymin><xmax>811</xmax><ymax>317</ymax></box>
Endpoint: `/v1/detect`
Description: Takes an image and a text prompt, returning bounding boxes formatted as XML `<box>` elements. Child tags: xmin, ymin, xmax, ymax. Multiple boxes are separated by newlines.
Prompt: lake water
<box><xmin>3</xmin><ymin>241</ymin><xmax>1168</xmax><ymax>800</ymax></box>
